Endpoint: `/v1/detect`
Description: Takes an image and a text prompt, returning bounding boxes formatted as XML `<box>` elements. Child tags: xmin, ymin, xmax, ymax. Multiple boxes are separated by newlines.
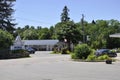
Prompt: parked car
<box><xmin>26</xmin><ymin>47</ymin><xmax>35</xmax><ymax>54</ymax></box>
<box><xmin>95</xmin><ymin>49</ymin><xmax>117</xmax><ymax>57</ymax></box>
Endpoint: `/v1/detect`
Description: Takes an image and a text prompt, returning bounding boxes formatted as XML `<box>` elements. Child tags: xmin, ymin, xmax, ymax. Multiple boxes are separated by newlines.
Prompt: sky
<box><xmin>14</xmin><ymin>0</ymin><xmax>120</xmax><ymax>28</ymax></box>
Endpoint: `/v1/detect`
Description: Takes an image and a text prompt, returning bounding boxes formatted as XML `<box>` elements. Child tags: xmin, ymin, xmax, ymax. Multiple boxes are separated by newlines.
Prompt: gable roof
<box><xmin>15</xmin><ymin>35</ymin><xmax>22</xmax><ymax>43</ymax></box>
<box><xmin>14</xmin><ymin>35</ymin><xmax>23</xmax><ymax>46</ymax></box>
<box><xmin>23</xmin><ymin>40</ymin><xmax>59</xmax><ymax>45</ymax></box>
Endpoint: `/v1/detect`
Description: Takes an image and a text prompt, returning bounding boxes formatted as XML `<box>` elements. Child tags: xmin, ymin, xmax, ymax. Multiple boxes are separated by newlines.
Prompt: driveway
<box><xmin>115</xmin><ymin>53</ymin><xmax>120</xmax><ymax>61</ymax></box>
<box><xmin>0</xmin><ymin>51</ymin><xmax>120</xmax><ymax>80</ymax></box>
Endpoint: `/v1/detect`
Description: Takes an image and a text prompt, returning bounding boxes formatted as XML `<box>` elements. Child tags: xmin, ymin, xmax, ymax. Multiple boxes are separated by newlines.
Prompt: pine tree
<box><xmin>92</xmin><ymin>20</ymin><xmax>96</xmax><ymax>24</ymax></box>
<box><xmin>0</xmin><ymin>0</ymin><xmax>16</xmax><ymax>32</ymax></box>
<box><xmin>61</xmin><ymin>6</ymin><xmax>70</xmax><ymax>22</ymax></box>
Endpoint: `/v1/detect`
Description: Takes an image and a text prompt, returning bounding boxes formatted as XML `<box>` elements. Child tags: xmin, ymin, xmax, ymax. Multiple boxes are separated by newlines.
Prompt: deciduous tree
<box><xmin>0</xmin><ymin>29</ymin><xmax>13</xmax><ymax>49</ymax></box>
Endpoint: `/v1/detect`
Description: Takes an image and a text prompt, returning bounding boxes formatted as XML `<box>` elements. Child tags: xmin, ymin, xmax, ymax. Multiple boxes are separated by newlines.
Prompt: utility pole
<box><xmin>81</xmin><ymin>14</ymin><xmax>85</xmax><ymax>43</ymax></box>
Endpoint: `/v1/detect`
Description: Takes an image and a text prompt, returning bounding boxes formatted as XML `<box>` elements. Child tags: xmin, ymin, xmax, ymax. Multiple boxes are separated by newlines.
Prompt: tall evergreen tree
<box><xmin>0</xmin><ymin>0</ymin><xmax>16</xmax><ymax>32</ymax></box>
<box><xmin>61</xmin><ymin>6</ymin><xmax>70</xmax><ymax>22</ymax></box>
<box><xmin>92</xmin><ymin>20</ymin><xmax>96</xmax><ymax>24</ymax></box>
<box><xmin>55</xmin><ymin>6</ymin><xmax>82</xmax><ymax>51</ymax></box>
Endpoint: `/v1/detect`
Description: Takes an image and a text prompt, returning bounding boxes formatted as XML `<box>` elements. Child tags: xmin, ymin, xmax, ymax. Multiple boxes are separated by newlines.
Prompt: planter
<box><xmin>106</xmin><ymin>59</ymin><xmax>112</xmax><ymax>64</ymax></box>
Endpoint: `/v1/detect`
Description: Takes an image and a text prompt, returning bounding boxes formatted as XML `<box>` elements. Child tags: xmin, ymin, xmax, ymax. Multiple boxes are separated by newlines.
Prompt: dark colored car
<box><xmin>95</xmin><ymin>49</ymin><xmax>117</xmax><ymax>57</ymax></box>
<box><xmin>26</xmin><ymin>47</ymin><xmax>35</xmax><ymax>54</ymax></box>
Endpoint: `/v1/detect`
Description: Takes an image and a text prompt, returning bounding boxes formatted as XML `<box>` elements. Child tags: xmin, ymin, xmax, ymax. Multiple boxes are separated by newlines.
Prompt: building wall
<box><xmin>25</xmin><ymin>45</ymin><xmax>55</xmax><ymax>51</ymax></box>
<box><xmin>23</xmin><ymin>40</ymin><xmax>58</xmax><ymax>51</ymax></box>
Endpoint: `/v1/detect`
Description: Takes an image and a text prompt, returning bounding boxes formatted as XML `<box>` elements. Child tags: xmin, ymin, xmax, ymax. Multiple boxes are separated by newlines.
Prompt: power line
<box><xmin>15</xmin><ymin>16</ymin><xmax>53</xmax><ymax>25</ymax></box>
<box><xmin>14</xmin><ymin>9</ymin><xmax>55</xmax><ymax>25</ymax></box>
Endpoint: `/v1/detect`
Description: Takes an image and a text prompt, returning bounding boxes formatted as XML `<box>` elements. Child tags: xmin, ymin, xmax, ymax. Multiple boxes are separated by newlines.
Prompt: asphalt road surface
<box><xmin>0</xmin><ymin>51</ymin><xmax>120</xmax><ymax>80</ymax></box>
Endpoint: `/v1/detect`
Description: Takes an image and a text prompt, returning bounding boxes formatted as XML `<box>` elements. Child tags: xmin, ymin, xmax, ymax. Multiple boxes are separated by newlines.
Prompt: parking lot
<box><xmin>0</xmin><ymin>51</ymin><xmax>120</xmax><ymax>80</ymax></box>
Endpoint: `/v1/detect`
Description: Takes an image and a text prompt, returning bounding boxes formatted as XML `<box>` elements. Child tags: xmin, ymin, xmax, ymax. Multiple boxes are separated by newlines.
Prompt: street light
<box><xmin>64</xmin><ymin>38</ymin><xmax>67</xmax><ymax>47</ymax></box>
<box><xmin>64</xmin><ymin>38</ymin><xmax>67</xmax><ymax>43</ymax></box>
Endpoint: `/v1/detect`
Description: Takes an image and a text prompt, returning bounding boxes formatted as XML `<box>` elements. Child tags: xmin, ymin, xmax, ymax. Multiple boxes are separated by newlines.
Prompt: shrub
<box><xmin>0</xmin><ymin>49</ymin><xmax>30</xmax><ymax>59</ymax></box>
<box><xmin>10</xmin><ymin>49</ymin><xmax>29</xmax><ymax>58</ymax></box>
<box><xmin>117</xmin><ymin>48</ymin><xmax>120</xmax><ymax>53</ymax></box>
<box><xmin>0</xmin><ymin>49</ymin><xmax>10</xmax><ymax>59</ymax></box>
<box><xmin>73</xmin><ymin>44</ymin><xmax>92</xmax><ymax>59</ymax></box>
<box><xmin>86</xmin><ymin>49</ymin><xmax>96</xmax><ymax>61</ymax></box>
<box><xmin>86</xmin><ymin>54</ymin><xmax>112</xmax><ymax>62</ymax></box>
<box><xmin>53</xmin><ymin>47</ymin><xmax>58</xmax><ymax>54</ymax></box>
<box><xmin>97</xmin><ymin>55</ymin><xmax>110</xmax><ymax>61</ymax></box>
<box><xmin>11</xmin><ymin>49</ymin><xmax>26</xmax><ymax>53</ymax></box>
<box><xmin>61</xmin><ymin>47</ymin><xmax>70</xmax><ymax>54</ymax></box>
<box><xmin>86</xmin><ymin>54</ymin><xmax>96</xmax><ymax>61</ymax></box>
<box><xmin>52</xmin><ymin>47</ymin><xmax>61</xmax><ymax>54</ymax></box>
<box><xmin>71</xmin><ymin>53</ymin><xmax>78</xmax><ymax>59</ymax></box>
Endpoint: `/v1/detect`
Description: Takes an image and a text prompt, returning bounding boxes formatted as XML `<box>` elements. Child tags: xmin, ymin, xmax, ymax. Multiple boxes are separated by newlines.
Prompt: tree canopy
<box><xmin>0</xmin><ymin>0</ymin><xmax>16</xmax><ymax>32</ymax></box>
<box><xmin>0</xmin><ymin>29</ymin><xmax>13</xmax><ymax>49</ymax></box>
<box><xmin>1</xmin><ymin>5</ymin><xmax>120</xmax><ymax>50</ymax></box>
<box><xmin>61</xmin><ymin>6</ymin><xmax>70</xmax><ymax>22</ymax></box>
<box><xmin>14</xmin><ymin>6</ymin><xmax>120</xmax><ymax>49</ymax></box>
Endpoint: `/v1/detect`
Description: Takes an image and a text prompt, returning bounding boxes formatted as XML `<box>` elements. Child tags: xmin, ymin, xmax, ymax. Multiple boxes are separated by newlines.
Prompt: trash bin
<box><xmin>106</xmin><ymin>59</ymin><xmax>112</xmax><ymax>64</ymax></box>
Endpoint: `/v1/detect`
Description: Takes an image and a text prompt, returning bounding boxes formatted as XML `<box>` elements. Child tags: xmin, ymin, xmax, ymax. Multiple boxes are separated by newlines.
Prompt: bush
<box><xmin>97</xmin><ymin>55</ymin><xmax>110</xmax><ymax>61</ymax></box>
<box><xmin>117</xmin><ymin>48</ymin><xmax>120</xmax><ymax>53</ymax></box>
<box><xmin>71</xmin><ymin>53</ymin><xmax>78</xmax><ymax>59</ymax></box>
<box><xmin>0</xmin><ymin>49</ymin><xmax>30</xmax><ymax>59</ymax></box>
<box><xmin>0</xmin><ymin>49</ymin><xmax>10</xmax><ymax>59</ymax></box>
<box><xmin>86</xmin><ymin>54</ymin><xmax>111</xmax><ymax>62</ymax></box>
<box><xmin>52</xmin><ymin>47</ymin><xmax>61</xmax><ymax>54</ymax></box>
<box><xmin>73</xmin><ymin>44</ymin><xmax>92</xmax><ymax>59</ymax></box>
<box><xmin>53</xmin><ymin>48</ymin><xmax>58</xmax><ymax>54</ymax></box>
<box><xmin>86</xmin><ymin>54</ymin><xmax>96</xmax><ymax>61</ymax></box>
<box><xmin>10</xmin><ymin>49</ymin><xmax>30</xmax><ymax>58</ymax></box>
<box><xmin>86</xmin><ymin>49</ymin><xmax>97</xmax><ymax>61</ymax></box>
<box><xmin>61</xmin><ymin>48</ymin><xmax>70</xmax><ymax>54</ymax></box>
<box><xmin>11</xmin><ymin>49</ymin><xmax>26</xmax><ymax>53</ymax></box>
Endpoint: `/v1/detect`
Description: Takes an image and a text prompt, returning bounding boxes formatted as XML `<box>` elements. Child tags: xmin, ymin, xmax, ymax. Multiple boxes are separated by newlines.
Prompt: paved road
<box><xmin>0</xmin><ymin>51</ymin><xmax>120</xmax><ymax>80</ymax></box>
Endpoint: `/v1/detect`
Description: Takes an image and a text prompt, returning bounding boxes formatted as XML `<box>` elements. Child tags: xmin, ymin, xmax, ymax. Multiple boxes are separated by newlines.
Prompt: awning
<box><xmin>109</xmin><ymin>33</ymin><xmax>120</xmax><ymax>38</ymax></box>
<box><xmin>23</xmin><ymin>40</ymin><xmax>59</xmax><ymax>45</ymax></box>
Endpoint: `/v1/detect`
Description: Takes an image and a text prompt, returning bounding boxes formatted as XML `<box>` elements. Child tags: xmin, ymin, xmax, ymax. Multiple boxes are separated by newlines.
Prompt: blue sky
<box><xmin>14</xmin><ymin>0</ymin><xmax>120</xmax><ymax>28</ymax></box>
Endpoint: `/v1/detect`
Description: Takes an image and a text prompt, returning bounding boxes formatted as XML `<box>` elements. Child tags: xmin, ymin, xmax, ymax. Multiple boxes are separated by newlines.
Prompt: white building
<box><xmin>11</xmin><ymin>35</ymin><xmax>25</xmax><ymax>50</ymax></box>
<box><xmin>11</xmin><ymin>35</ymin><xmax>59</xmax><ymax>51</ymax></box>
